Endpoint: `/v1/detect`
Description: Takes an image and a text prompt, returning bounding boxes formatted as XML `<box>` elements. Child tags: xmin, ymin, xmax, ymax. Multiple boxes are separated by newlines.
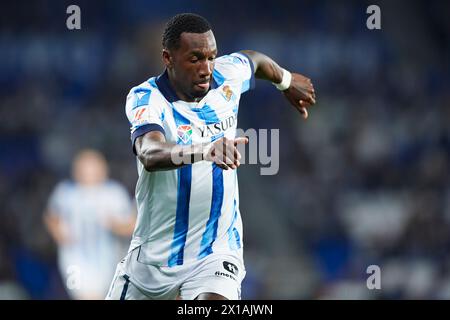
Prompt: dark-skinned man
<box><xmin>106</xmin><ymin>13</ymin><xmax>315</xmax><ymax>301</ymax></box>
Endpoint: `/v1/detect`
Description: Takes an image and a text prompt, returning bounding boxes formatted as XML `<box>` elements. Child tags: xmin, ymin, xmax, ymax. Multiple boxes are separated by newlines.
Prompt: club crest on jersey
<box><xmin>221</xmin><ymin>85</ymin><xmax>233</xmax><ymax>101</ymax></box>
<box><xmin>177</xmin><ymin>125</ymin><xmax>193</xmax><ymax>144</ymax></box>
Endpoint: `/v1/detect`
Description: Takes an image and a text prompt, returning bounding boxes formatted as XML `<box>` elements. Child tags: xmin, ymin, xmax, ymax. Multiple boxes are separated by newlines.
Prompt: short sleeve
<box><xmin>214</xmin><ymin>52</ymin><xmax>256</xmax><ymax>94</ymax></box>
<box><xmin>125</xmin><ymin>84</ymin><xmax>166</xmax><ymax>154</ymax></box>
<box><xmin>47</xmin><ymin>181</ymin><xmax>70</xmax><ymax>216</ymax></box>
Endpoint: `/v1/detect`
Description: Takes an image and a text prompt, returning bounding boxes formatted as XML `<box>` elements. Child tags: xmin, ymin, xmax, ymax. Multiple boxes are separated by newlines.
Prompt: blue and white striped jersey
<box><xmin>48</xmin><ymin>180</ymin><xmax>133</xmax><ymax>283</ymax></box>
<box><xmin>125</xmin><ymin>52</ymin><xmax>255</xmax><ymax>267</ymax></box>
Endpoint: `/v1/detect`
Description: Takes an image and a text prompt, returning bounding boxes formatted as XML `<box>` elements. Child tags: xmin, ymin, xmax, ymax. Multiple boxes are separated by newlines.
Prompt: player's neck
<box><xmin>167</xmin><ymin>71</ymin><xmax>202</xmax><ymax>103</ymax></box>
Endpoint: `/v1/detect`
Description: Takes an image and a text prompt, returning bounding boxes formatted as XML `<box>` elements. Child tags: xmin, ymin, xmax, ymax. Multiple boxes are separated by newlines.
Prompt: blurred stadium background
<box><xmin>0</xmin><ymin>0</ymin><xmax>449</xmax><ymax>299</ymax></box>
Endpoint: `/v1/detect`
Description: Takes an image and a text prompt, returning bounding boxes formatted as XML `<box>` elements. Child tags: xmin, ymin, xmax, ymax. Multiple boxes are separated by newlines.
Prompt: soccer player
<box><xmin>106</xmin><ymin>13</ymin><xmax>315</xmax><ymax>300</ymax></box>
<box><xmin>44</xmin><ymin>149</ymin><xmax>136</xmax><ymax>299</ymax></box>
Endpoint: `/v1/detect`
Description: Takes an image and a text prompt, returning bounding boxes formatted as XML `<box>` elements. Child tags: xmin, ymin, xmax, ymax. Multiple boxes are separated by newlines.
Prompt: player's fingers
<box><xmin>217</xmin><ymin>149</ymin><xmax>236</xmax><ymax>169</ymax></box>
<box><xmin>299</xmin><ymin>91</ymin><xmax>314</xmax><ymax>104</ymax></box>
<box><xmin>223</xmin><ymin>150</ymin><xmax>237</xmax><ymax>169</ymax></box>
<box><xmin>234</xmin><ymin>148</ymin><xmax>242</xmax><ymax>161</ymax></box>
<box><xmin>224</xmin><ymin>141</ymin><xmax>237</xmax><ymax>163</ymax></box>
<box><xmin>232</xmin><ymin>148</ymin><xmax>242</xmax><ymax>168</ymax></box>
<box><xmin>298</xmin><ymin>103</ymin><xmax>309</xmax><ymax>119</ymax></box>
<box><xmin>301</xmin><ymin>107</ymin><xmax>308</xmax><ymax>119</ymax></box>
<box><xmin>224</xmin><ymin>156</ymin><xmax>237</xmax><ymax>169</ymax></box>
<box><xmin>215</xmin><ymin>137</ymin><xmax>229</xmax><ymax>153</ymax></box>
<box><xmin>299</xmin><ymin>100</ymin><xmax>312</xmax><ymax>108</ymax></box>
<box><xmin>214</xmin><ymin>159</ymin><xmax>229</xmax><ymax>170</ymax></box>
<box><xmin>234</xmin><ymin>137</ymin><xmax>249</xmax><ymax>145</ymax></box>
<box><xmin>203</xmin><ymin>147</ymin><xmax>216</xmax><ymax>162</ymax></box>
<box><xmin>216</xmin><ymin>150</ymin><xmax>229</xmax><ymax>164</ymax></box>
<box><xmin>225</xmin><ymin>156</ymin><xmax>237</xmax><ymax>168</ymax></box>
<box><xmin>304</xmin><ymin>94</ymin><xmax>315</xmax><ymax>104</ymax></box>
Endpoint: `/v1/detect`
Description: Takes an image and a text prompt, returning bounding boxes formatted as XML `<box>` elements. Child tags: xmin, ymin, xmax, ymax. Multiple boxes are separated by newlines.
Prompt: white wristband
<box><xmin>272</xmin><ymin>68</ymin><xmax>292</xmax><ymax>91</ymax></box>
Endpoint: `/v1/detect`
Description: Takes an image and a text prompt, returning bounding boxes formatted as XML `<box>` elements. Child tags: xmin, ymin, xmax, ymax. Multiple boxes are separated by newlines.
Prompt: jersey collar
<box><xmin>155</xmin><ymin>70</ymin><xmax>180</xmax><ymax>103</ymax></box>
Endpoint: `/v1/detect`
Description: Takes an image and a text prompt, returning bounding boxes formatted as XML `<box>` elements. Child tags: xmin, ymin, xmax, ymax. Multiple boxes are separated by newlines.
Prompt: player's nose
<box><xmin>199</xmin><ymin>60</ymin><xmax>213</xmax><ymax>77</ymax></box>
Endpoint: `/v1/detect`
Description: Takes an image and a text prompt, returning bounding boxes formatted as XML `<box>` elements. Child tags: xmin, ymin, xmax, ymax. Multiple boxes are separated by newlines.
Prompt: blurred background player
<box><xmin>43</xmin><ymin>149</ymin><xmax>136</xmax><ymax>300</ymax></box>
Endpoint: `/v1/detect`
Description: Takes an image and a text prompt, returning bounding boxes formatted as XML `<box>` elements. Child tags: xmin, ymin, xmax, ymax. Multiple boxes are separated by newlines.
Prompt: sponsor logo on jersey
<box><xmin>132</xmin><ymin>107</ymin><xmax>148</xmax><ymax>126</ymax></box>
<box><xmin>136</xmin><ymin>91</ymin><xmax>147</xmax><ymax>100</ymax></box>
<box><xmin>198</xmin><ymin>114</ymin><xmax>237</xmax><ymax>138</ymax></box>
<box><xmin>223</xmin><ymin>261</ymin><xmax>239</xmax><ymax>276</ymax></box>
<box><xmin>177</xmin><ymin>125</ymin><xmax>193</xmax><ymax>144</ymax></box>
<box><xmin>215</xmin><ymin>271</ymin><xmax>237</xmax><ymax>281</ymax></box>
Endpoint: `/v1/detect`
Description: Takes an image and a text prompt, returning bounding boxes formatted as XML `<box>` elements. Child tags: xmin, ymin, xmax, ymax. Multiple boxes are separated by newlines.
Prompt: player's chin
<box><xmin>191</xmin><ymin>86</ymin><xmax>209</xmax><ymax>98</ymax></box>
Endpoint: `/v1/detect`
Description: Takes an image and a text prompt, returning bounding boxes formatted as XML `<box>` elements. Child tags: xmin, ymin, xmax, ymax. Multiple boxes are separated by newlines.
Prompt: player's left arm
<box><xmin>102</xmin><ymin>213</ymin><xmax>136</xmax><ymax>237</ymax></box>
<box><xmin>240</xmin><ymin>50</ymin><xmax>316</xmax><ymax>119</ymax></box>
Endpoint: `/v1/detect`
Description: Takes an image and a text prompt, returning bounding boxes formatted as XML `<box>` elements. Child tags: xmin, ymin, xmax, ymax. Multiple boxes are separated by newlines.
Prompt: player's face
<box><xmin>72</xmin><ymin>150</ymin><xmax>108</xmax><ymax>185</ymax></box>
<box><xmin>165</xmin><ymin>30</ymin><xmax>217</xmax><ymax>101</ymax></box>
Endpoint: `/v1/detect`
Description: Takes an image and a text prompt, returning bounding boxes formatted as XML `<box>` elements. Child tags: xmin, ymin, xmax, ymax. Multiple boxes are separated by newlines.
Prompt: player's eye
<box><xmin>208</xmin><ymin>56</ymin><xmax>216</xmax><ymax>61</ymax></box>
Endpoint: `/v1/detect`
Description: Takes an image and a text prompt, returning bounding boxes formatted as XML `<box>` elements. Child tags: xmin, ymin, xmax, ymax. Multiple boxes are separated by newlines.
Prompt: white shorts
<box><xmin>59</xmin><ymin>261</ymin><xmax>116</xmax><ymax>300</ymax></box>
<box><xmin>105</xmin><ymin>246</ymin><xmax>246</xmax><ymax>300</ymax></box>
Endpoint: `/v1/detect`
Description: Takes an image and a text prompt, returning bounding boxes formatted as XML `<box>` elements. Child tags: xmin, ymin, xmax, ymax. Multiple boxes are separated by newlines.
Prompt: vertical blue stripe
<box><xmin>227</xmin><ymin>199</ymin><xmax>242</xmax><ymax>250</ymax></box>
<box><xmin>228</xmin><ymin>199</ymin><xmax>238</xmax><ymax>250</ymax></box>
<box><xmin>198</xmin><ymin>163</ymin><xmax>224</xmax><ymax>259</ymax></box>
<box><xmin>168</xmin><ymin>165</ymin><xmax>192</xmax><ymax>266</ymax></box>
<box><xmin>233</xmin><ymin>227</ymin><xmax>241</xmax><ymax>249</ymax></box>
<box><xmin>193</xmin><ymin>104</ymin><xmax>225</xmax><ymax>259</ymax></box>
<box><xmin>168</xmin><ymin>107</ymin><xmax>192</xmax><ymax>267</ymax></box>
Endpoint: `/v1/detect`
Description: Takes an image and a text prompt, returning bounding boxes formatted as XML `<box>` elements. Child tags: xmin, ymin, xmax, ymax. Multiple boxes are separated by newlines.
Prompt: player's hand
<box><xmin>282</xmin><ymin>73</ymin><xmax>316</xmax><ymax>119</ymax></box>
<box><xmin>204</xmin><ymin>137</ymin><xmax>248</xmax><ymax>170</ymax></box>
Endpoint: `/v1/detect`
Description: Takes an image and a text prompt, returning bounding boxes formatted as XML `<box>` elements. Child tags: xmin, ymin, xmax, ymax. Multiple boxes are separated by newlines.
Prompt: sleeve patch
<box><xmin>131</xmin><ymin>106</ymin><xmax>149</xmax><ymax>127</ymax></box>
<box><xmin>132</xmin><ymin>89</ymin><xmax>151</xmax><ymax>109</ymax></box>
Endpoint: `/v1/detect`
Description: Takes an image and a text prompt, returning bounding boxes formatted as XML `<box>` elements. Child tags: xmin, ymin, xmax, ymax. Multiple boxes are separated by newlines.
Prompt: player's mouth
<box><xmin>195</xmin><ymin>80</ymin><xmax>210</xmax><ymax>90</ymax></box>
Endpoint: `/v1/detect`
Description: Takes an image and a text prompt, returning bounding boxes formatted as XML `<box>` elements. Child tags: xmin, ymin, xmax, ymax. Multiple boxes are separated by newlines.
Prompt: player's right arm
<box><xmin>43</xmin><ymin>182</ymin><xmax>73</xmax><ymax>246</ymax></box>
<box><xmin>43</xmin><ymin>210</ymin><xmax>71</xmax><ymax>246</ymax></box>
<box><xmin>135</xmin><ymin>131</ymin><xmax>248</xmax><ymax>172</ymax></box>
<box><xmin>240</xmin><ymin>50</ymin><xmax>316</xmax><ymax>119</ymax></box>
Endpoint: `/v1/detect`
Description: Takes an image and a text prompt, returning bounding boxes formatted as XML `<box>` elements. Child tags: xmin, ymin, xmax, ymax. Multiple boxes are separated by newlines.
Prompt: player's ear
<box><xmin>162</xmin><ymin>49</ymin><xmax>173</xmax><ymax>69</ymax></box>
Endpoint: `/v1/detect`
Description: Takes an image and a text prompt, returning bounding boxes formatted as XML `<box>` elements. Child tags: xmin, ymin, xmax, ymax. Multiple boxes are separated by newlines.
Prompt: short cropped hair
<box><xmin>162</xmin><ymin>13</ymin><xmax>212</xmax><ymax>50</ymax></box>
